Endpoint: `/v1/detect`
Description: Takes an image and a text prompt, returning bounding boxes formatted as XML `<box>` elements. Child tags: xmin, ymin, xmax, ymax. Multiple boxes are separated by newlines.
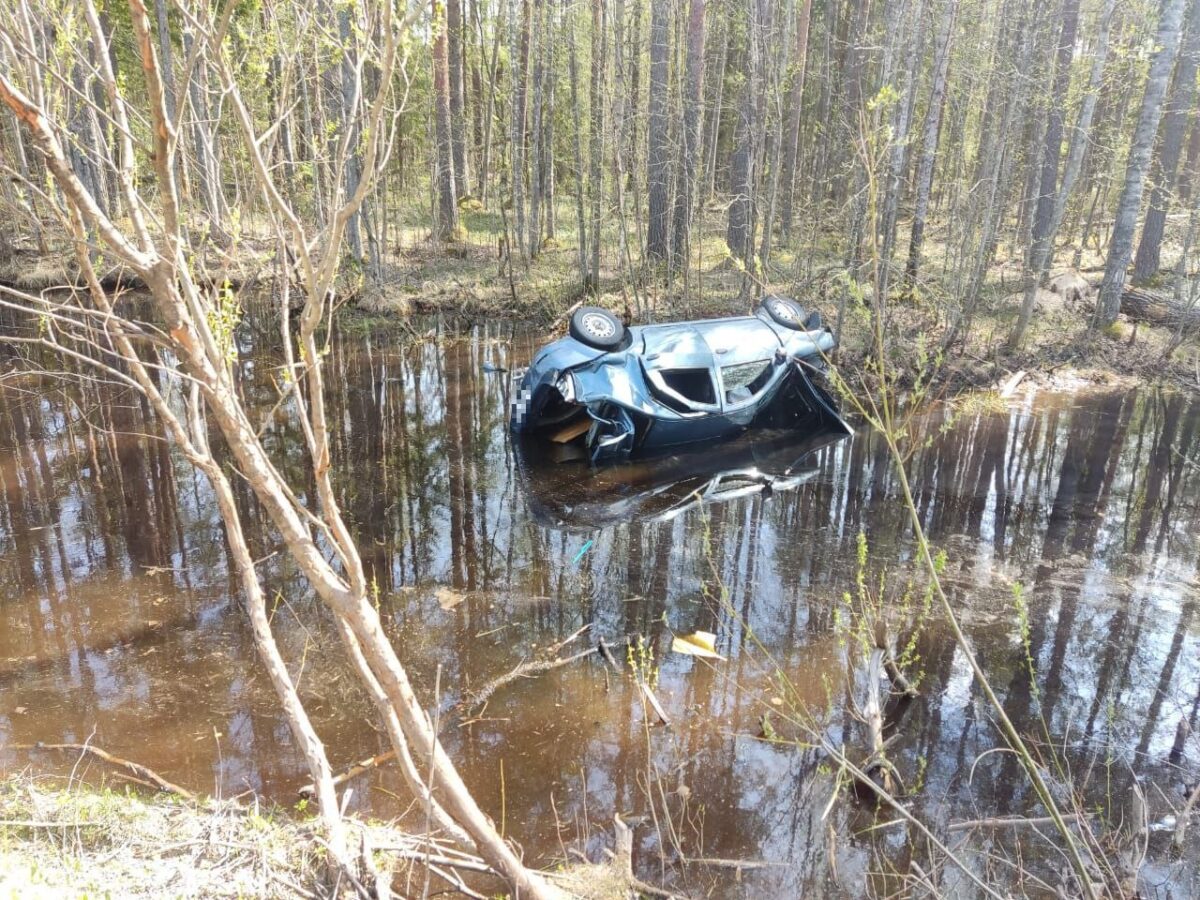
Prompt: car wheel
<box><xmin>569</xmin><ymin>306</ymin><xmax>625</xmax><ymax>350</ymax></box>
<box><xmin>760</xmin><ymin>295</ymin><xmax>808</xmax><ymax>330</ymax></box>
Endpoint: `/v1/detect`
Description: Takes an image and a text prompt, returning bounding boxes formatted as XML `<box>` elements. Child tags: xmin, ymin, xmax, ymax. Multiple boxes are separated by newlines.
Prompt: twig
<box><xmin>682</xmin><ymin>857</ymin><xmax>784</xmax><ymax>870</ymax></box>
<box><xmin>461</xmin><ymin>647</ymin><xmax>598</xmax><ymax>710</ymax></box>
<box><xmin>544</xmin><ymin>622</ymin><xmax>591</xmax><ymax>657</ymax></box>
<box><xmin>597</xmin><ymin>637</ymin><xmax>621</xmax><ymax>672</ymax></box>
<box><xmin>548</xmin><ymin>300</ymin><xmax>583</xmax><ymax>332</ymax></box>
<box><xmin>0</xmin><ymin>819</ymin><xmax>103</xmax><ymax>828</ymax></box>
<box><xmin>948</xmin><ymin>813</ymin><xmax>1085</xmax><ymax>832</ymax></box>
<box><xmin>872</xmin><ymin>621</ymin><xmax>917</xmax><ymax>697</ymax></box>
<box><xmin>33</xmin><ymin>742</ymin><xmax>196</xmax><ymax>801</ymax></box>
<box><xmin>299</xmin><ymin>750</ymin><xmax>398</xmax><ymax>798</ymax></box>
<box><xmin>379</xmin><ymin>847</ymin><xmax>492</xmax><ymax>873</ymax></box>
<box><xmin>638</xmin><ymin>681</ymin><xmax>672</xmax><ymax>727</ymax></box>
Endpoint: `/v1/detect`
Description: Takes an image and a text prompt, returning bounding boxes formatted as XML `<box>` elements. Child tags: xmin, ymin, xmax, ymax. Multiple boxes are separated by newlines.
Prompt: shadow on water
<box><xmin>1</xmin><ymin>320</ymin><xmax>1198</xmax><ymax>895</ymax></box>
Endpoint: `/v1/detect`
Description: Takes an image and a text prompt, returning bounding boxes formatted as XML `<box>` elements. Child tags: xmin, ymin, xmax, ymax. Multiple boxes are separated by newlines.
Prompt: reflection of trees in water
<box><xmin>3</xmin><ymin>338</ymin><xmax>1200</xmax><ymax>890</ymax></box>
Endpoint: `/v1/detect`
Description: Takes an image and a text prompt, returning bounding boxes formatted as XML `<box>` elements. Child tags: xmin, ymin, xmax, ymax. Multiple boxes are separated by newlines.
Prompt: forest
<box><xmin>2</xmin><ymin>0</ymin><xmax>1200</xmax><ymax>363</ymax></box>
<box><xmin>1</xmin><ymin>0</ymin><xmax>1200</xmax><ymax>898</ymax></box>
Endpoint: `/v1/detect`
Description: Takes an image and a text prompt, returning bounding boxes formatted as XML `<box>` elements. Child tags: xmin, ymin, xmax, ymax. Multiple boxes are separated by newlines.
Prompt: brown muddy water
<box><xmin>1</xmin><ymin>321</ymin><xmax>1199</xmax><ymax>897</ymax></box>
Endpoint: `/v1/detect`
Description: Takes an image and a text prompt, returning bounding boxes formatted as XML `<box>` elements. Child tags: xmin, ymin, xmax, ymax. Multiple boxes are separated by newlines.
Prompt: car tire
<box><xmin>760</xmin><ymin>295</ymin><xmax>808</xmax><ymax>331</ymax></box>
<box><xmin>569</xmin><ymin>306</ymin><xmax>625</xmax><ymax>350</ymax></box>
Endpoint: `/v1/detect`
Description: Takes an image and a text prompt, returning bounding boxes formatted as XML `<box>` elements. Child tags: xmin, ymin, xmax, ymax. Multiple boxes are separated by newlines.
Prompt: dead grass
<box><xmin>0</xmin><ymin>774</ymin><xmax>381</xmax><ymax>899</ymax></box>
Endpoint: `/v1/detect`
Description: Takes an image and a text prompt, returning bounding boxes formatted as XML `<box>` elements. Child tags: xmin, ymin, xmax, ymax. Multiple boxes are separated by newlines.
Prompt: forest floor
<box><xmin>3</xmin><ymin>198</ymin><xmax>1198</xmax><ymax>395</ymax></box>
<box><xmin>0</xmin><ymin>774</ymin><xmax>362</xmax><ymax>899</ymax></box>
<box><xmin>343</xmin><ymin>200</ymin><xmax>1200</xmax><ymax>395</ymax></box>
<box><xmin>0</xmin><ymin>773</ymin><xmax>642</xmax><ymax>899</ymax></box>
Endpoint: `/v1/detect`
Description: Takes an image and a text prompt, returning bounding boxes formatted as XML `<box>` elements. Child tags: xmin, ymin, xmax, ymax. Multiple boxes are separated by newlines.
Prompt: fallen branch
<box><xmin>682</xmin><ymin>857</ymin><xmax>784</xmax><ymax>870</ymax></box>
<box><xmin>299</xmin><ymin>750</ymin><xmax>397</xmax><ymax>798</ymax></box>
<box><xmin>638</xmin><ymin>681</ymin><xmax>672</xmax><ymax>727</ymax></box>
<box><xmin>31</xmin><ymin>742</ymin><xmax>196</xmax><ymax>801</ymax></box>
<box><xmin>948</xmin><ymin>813</ymin><xmax>1085</xmax><ymax>832</ymax></box>
<box><xmin>0</xmin><ymin>819</ymin><xmax>103</xmax><ymax>828</ymax></box>
<box><xmin>597</xmin><ymin>637</ymin><xmax>621</xmax><ymax>672</ymax></box>
<box><xmin>461</xmin><ymin>647</ymin><xmax>598</xmax><ymax>711</ymax></box>
<box><xmin>873</xmin><ymin>621</ymin><xmax>917</xmax><ymax>698</ymax></box>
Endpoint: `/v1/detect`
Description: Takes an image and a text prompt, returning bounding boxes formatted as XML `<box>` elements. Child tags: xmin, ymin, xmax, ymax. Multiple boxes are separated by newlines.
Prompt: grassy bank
<box><xmin>0</xmin><ymin>775</ymin><xmax>348</xmax><ymax>899</ymax></box>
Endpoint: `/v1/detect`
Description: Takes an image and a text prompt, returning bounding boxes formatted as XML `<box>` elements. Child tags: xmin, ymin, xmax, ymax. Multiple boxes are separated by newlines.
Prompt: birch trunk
<box><xmin>1097</xmin><ymin>0</ymin><xmax>1188</xmax><ymax>325</ymax></box>
<box><xmin>1133</xmin><ymin>0</ymin><xmax>1200</xmax><ymax>282</ymax></box>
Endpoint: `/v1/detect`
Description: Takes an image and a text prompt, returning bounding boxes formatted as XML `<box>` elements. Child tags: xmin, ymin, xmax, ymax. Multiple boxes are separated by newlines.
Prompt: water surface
<box><xmin>1</xmin><ymin>323</ymin><xmax>1198</xmax><ymax>895</ymax></box>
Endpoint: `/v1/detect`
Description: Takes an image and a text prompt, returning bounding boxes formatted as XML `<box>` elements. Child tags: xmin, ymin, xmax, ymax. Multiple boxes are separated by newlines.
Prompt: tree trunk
<box><xmin>905</xmin><ymin>0</ymin><xmax>958</xmax><ymax>285</ymax></box>
<box><xmin>153</xmin><ymin>0</ymin><xmax>175</xmax><ymax>125</ymax></box>
<box><xmin>726</xmin><ymin>0</ymin><xmax>759</xmax><ymax>265</ymax></box>
<box><xmin>703</xmin><ymin>17</ymin><xmax>728</xmax><ymax>200</ymax></box>
<box><xmin>1134</xmin><ymin>0</ymin><xmax>1200</xmax><ymax>282</ymax></box>
<box><xmin>671</xmin><ymin>0</ymin><xmax>706</xmax><ymax>269</ymax></box>
<box><xmin>645</xmin><ymin>0</ymin><xmax>671</xmax><ymax>261</ymax></box>
<box><xmin>588</xmin><ymin>0</ymin><xmax>606</xmax><ymax>291</ymax></box>
<box><xmin>337</xmin><ymin>7</ymin><xmax>364</xmax><ymax>262</ymax></box>
<box><xmin>448</xmin><ymin>0</ymin><xmax>471</xmax><ymax>200</ymax></box>
<box><xmin>568</xmin><ymin>0</ymin><xmax>589</xmax><ymax>287</ymax></box>
<box><xmin>778</xmin><ymin>0</ymin><xmax>813</xmax><ymax>240</ymax></box>
<box><xmin>181</xmin><ymin>28</ymin><xmax>227</xmax><ymax>242</ymax></box>
<box><xmin>543</xmin><ymin>1</ymin><xmax>557</xmax><ymax>240</ymax></box>
<box><xmin>509</xmin><ymin>0</ymin><xmax>529</xmax><ymax>262</ymax></box>
<box><xmin>1052</xmin><ymin>0</ymin><xmax>1117</xmax><ymax>250</ymax></box>
<box><xmin>1097</xmin><ymin>0</ymin><xmax>1188</xmax><ymax>325</ymax></box>
<box><xmin>1010</xmin><ymin>0</ymin><xmax>1081</xmax><ymax>349</ymax></box>
<box><xmin>529</xmin><ymin>0</ymin><xmax>545</xmax><ymax>257</ymax></box>
<box><xmin>476</xmin><ymin>3</ymin><xmax>502</xmax><ymax>204</ymax></box>
<box><xmin>879</xmin><ymin>0</ymin><xmax>926</xmax><ymax>301</ymax></box>
<box><xmin>434</xmin><ymin>0</ymin><xmax>460</xmax><ymax>241</ymax></box>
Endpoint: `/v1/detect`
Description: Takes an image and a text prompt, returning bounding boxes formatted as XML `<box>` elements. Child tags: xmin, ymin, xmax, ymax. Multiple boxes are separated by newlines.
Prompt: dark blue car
<box><xmin>511</xmin><ymin>297</ymin><xmax>850</xmax><ymax>462</ymax></box>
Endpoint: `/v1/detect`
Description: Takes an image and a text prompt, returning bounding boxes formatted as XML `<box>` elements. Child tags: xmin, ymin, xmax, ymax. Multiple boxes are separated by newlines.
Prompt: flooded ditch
<box><xmin>1</xmin><ymin>321</ymin><xmax>1198</xmax><ymax>896</ymax></box>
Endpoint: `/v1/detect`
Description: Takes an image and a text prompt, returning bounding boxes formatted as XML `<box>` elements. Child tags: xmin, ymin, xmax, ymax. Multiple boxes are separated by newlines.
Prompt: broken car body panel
<box><xmin>511</xmin><ymin>305</ymin><xmax>850</xmax><ymax>462</ymax></box>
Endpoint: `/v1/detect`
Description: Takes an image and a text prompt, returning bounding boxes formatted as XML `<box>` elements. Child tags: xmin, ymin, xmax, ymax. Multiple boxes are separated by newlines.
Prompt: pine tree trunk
<box><xmin>726</xmin><ymin>0</ymin><xmax>759</xmax><ymax>264</ymax></box>
<box><xmin>671</xmin><ymin>0</ymin><xmax>706</xmax><ymax>269</ymax></box>
<box><xmin>1097</xmin><ymin>0</ymin><xmax>1188</xmax><ymax>325</ymax></box>
<box><xmin>904</xmin><ymin>0</ymin><xmax>958</xmax><ymax>285</ymax></box>
<box><xmin>778</xmin><ymin>0</ymin><xmax>813</xmax><ymax>240</ymax></box>
<box><xmin>1134</xmin><ymin>0</ymin><xmax>1200</xmax><ymax>282</ymax></box>
<box><xmin>588</xmin><ymin>0</ymin><xmax>606</xmax><ymax>291</ymax></box>
<box><xmin>434</xmin><ymin>0</ymin><xmax>460</xmax><ymax>241</ymax></box>
<box><xmin>448</xmin><ymin>0</ymin><xmax>472</xmax><ymax>200</ymax></box>
<box><xmin>645</xmin><ymin>0</ymin><xmax>671</xmax><ymax>260</ymax></box>
<box><xmin>568</xmin><ymin>0</ymin><xmax>589</xmax><ymax>287</ymax></box>
<box><xmin>543</xmin><ymin>1</ymin><xmax>557</xmax><ymax>240</ymax></box>
<box><xmin>529</xmin><ymin>0</ymin><xmax>545</xmax><ymax>257</ymax></box>
<box><xmin>509</xmin><ymin>0</ymin><xmax>528</xmax><ymax>261</ymax></box>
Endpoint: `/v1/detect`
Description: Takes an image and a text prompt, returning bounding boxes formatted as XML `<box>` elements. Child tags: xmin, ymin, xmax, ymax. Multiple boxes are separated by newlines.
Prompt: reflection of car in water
<box><xmin>515</xmin><ymin>427</ymin><xmax>848</xmax><ymax>530</ymax></box>
<box><xmin>510</xmin><ymin>297</ymin><xmax>851</xmax><ymax>463</ymax></box>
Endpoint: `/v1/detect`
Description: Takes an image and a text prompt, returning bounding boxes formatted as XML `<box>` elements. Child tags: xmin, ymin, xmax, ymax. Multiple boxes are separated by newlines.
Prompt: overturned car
<box><xmin>510</xmin><ymin>296</ymin><xmax>851</xmax><ymax>463</ymax></box>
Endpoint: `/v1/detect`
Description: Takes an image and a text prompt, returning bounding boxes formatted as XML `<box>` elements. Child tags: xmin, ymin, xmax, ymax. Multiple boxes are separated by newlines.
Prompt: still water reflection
<box><xmin>1</xmin><ymin>322</ymin><xmax>1198</xmax><ymax>895</ymax></box>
